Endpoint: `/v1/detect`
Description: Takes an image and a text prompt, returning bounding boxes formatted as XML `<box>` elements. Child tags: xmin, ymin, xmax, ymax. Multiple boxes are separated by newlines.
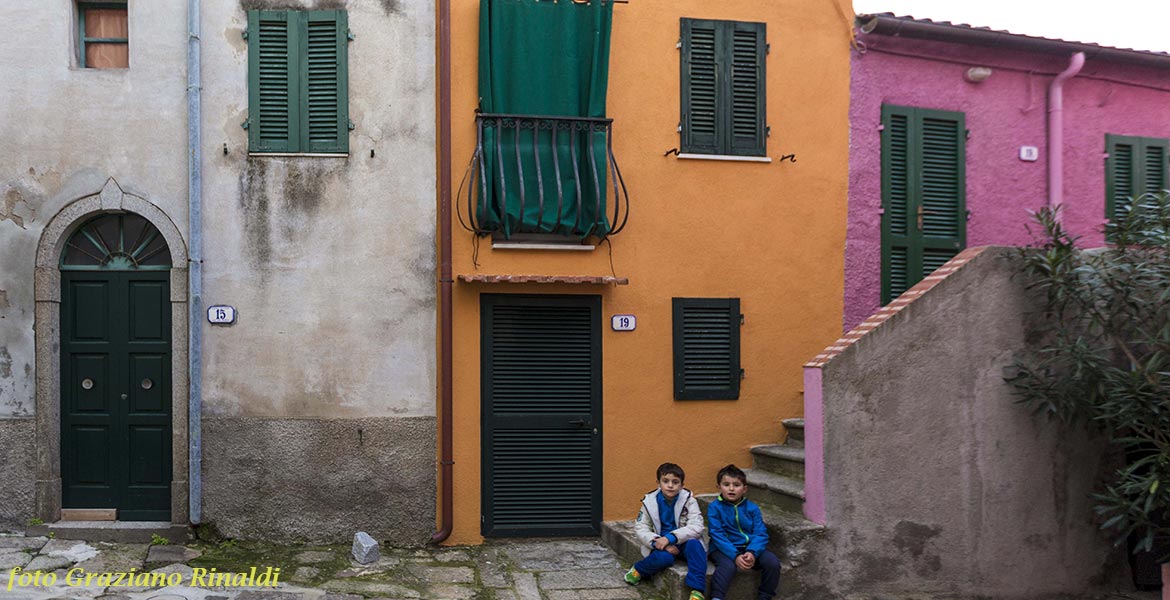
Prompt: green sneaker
<box><xmin>623</xmin><ymin>566</ymin><xmax>641</xmax><ymax>585</ymax></box>
<box><xmin>688</xmin><ymin>591</ymin><xmax>705</xmax><ymax>600</ymax></box>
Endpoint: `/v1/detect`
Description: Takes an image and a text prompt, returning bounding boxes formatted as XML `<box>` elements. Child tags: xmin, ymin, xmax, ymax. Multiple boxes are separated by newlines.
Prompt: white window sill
<box><xmin>677</xmin><ymin>153</ymin><xmax>772</xmax><ymax>163</ymax></box>
<box><xmin>492</xmin><ymin>242</ymin><xmax>596</xmax><ymax>251</ymax></box>
<box><xmin>248</xmin><ymin>153</ymin><xmax>349</xmax><ymax>158</ymax></box>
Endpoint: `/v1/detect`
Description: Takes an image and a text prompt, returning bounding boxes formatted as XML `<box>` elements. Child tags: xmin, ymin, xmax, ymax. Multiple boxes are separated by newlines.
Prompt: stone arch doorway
<box><xmin>34</xmin><ymin>179</ymin><xmax>190</xmax><ymax>524</ymax></box>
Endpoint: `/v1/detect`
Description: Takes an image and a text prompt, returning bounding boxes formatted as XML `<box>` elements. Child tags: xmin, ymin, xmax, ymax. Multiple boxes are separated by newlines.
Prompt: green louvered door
<box><xmin>881</xmin><ymin>105</ymin><xmax>966</xmax><ymax>304</ymax></box>
<box><xmin>481</xmin><ymin>295</ymin><xmax>602</xmax><ymax>537</ymax></box>
<box><xmin>62</xmin><ymin>271</ymin><xmax>172</xmax><ymax>520</ymax></box>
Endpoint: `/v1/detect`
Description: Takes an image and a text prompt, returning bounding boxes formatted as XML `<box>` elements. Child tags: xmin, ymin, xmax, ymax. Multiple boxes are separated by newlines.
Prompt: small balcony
<box><xmin>462</xmin><ymin>113</ymin><xmax>630</xmax><ymax>241</ymax></box>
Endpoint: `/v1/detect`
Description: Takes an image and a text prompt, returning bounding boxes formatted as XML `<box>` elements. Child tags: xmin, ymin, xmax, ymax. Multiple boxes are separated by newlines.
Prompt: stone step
<box><xmin>781</xmin><ymin>418</ymin><xmax>804</xmax><ymax>447</ymax></box>
<box><xmin>749</xmin><ymin>444</ymin><xmax>805</xmax><ymax>479</ymax></box>
<box><xmin>601</xmin><ymin>520</ymin><xmax>767</xmax><ymax>600</ymax></box>
<box><xmin>737</xmin><ymin>468</ymin><xmax>805</xmax><ymax>514</ymax></box>
<box><xmin>25</xmin><ymin>521</ymin><xmax>190</xmax><ymax>544</ymax></box>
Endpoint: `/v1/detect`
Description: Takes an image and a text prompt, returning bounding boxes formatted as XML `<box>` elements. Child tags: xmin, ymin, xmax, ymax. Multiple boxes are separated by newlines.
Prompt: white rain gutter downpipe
<box><xmin>187</xmin><ymin>0</ymin><xmax>203</xmax><ymax>524</ymax></box>
<box><xmin>1048</xmin><ymin>52</ymin><xmax>1085</xmax><ymax>222</ymax></box>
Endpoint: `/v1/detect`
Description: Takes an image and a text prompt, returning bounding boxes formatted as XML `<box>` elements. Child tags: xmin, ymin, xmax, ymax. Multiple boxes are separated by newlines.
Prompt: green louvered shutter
<box><xmin>882</xmin><ymin>106</ymin><xmax>965</xmax><ymax>304</ymax></box>
<box><xmin>728</xmin><ymin>21</ymin><xmax>766</xmax><ymax>156</ymax></box>
<box><xmin>248</xmin><ymin>11</ymin><xmax>297</xmax><ymax>153</ymax></box>
<box><xmin>1107</xmin><ymin>136</ymin><xmax>1137</xmax><ymax>223</ymax></box>
<box><xmin>681</xmin><ymin>19</ymin><xmax>767</xmax><ymax>156</ymax></box>
<box><xmin>882</xmin><ymin>107</ymin><xmax>913</xmax><ymax>303</ymax></box>
<box><xmin>481</xmin><ymin>295</ymin><xmax>602</xmax><ymax>537</ymax></box>
<box><xmin>1142</xmin><ymin>140</ymin><xmax>1168</xmax><ymax>198</ymax></box>
<box><xmin>673</xmin><ymin>298</ymin><xmax>741</xmax><ymax>400</ymax></box>
<box><xmin>303</xmin><ymin>10</ymin><xmax>348</xmax><ymax>153</ymax></box>
<box><xmin>681</xmin><ymin>19</ymin><xmax>719</xmax><ymax>155</ymax></box>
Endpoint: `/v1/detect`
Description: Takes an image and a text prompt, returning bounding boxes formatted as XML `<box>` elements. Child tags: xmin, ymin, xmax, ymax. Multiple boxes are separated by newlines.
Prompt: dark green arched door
<box><xmin>60</xmin><ymin>213</ymin><xmax>172</xmax><ymax>521</ymax></box>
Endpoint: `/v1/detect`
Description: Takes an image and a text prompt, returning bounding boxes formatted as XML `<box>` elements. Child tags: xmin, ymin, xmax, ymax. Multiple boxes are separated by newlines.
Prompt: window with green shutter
<box><xmin>247</xmin><ymin>10</ymin><xmax>349</xmax><ymax>154</ymax></box>
<box><xmin>672</xmin><ymin>298</ymin><xmax>742</xmax><ymax>400</ymax></box>
<box><xmin>1106</xmin><ymin>134</ymin><xmax>1169</xmax><ymax>223</ymax></box>
<box><xmin>881</xmin><ymin>105</ymin><xmax>966</xmax><ymax>305</ymax></box>
<box><xmin>680</xmin><ymin>18</ymin><xmax>766</xmax><ymax>157</ymax></box>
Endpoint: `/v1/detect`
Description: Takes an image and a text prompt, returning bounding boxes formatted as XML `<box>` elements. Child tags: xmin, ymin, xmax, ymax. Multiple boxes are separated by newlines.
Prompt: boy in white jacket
<box><xmin>623</xmin><ymin>462</ymin><xmax>708</xmax><ymax>600</ymax></box>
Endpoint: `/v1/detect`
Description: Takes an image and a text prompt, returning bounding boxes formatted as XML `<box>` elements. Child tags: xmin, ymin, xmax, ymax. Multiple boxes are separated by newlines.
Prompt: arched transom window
<box><xmin>61</xmin><ymin>213</ymin><xmax>172</xmax><ymax>270</ymax></box>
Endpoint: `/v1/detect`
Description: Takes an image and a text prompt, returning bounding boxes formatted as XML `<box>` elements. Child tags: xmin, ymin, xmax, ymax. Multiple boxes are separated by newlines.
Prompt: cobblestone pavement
<box><xmin>0</xmin><ymin>532</ymin><xmax>667</xmax><ymax>600</ymax></box>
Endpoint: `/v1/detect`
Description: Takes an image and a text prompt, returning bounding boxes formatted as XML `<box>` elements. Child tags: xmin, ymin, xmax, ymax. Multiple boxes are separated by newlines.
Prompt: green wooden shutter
<box><xmin>728</xmin><ymin>21</ymin><xmax>766</xmax><ymax>156</ymax></box>
<box><xmin>1106</xmin><ymin>135</ymin><xmax>1169</xmax><ymax>222</ymax></box>
<box><xmin>882</xmin><ymin>106</ymin><xmax>913</xmax><ymax>303</ymax></box>
<box><xmin>303</xmin><ymin>10</ymin><xmax>348</xmax><ymax>153</ymax></box>
<box><xmin>1107</xmin><ymin>135</ymin><xmax>1138</xmax><ymax>221</ymax></box>
<box><xmin>248</xmin><ymin>10</ymin><xmax>298</xmax><ymax>153</ymax></box>
<box><xmin>681</xmin><ymin>18</ymin><xmax>719</xmax><ymax>155</ymax></box>
<box><xmin>882</xmin><ymin>105</ymin><xmax>965</xmax><ymax>304</ymax></box>
<box><xmin>917</xmin><ymin>109</ymin><xmax>965</xmax><ymax>277</ymax></box>
<box><xmin>673</xmin><ymin>298</ymin><xmax>741</xmax><ymax>400</ymax></box>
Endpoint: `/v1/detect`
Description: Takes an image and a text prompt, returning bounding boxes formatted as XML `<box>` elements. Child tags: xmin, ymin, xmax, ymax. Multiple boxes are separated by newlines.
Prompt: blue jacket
<box><xmin>706</xmin><ymin>495</ymin><xmax>768</xmax><ymax>558</ymax></box>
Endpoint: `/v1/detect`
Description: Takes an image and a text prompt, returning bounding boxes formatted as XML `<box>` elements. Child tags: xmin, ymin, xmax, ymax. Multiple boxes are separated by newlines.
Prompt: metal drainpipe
<box><xmin>432</xmin><ymin>0</ymin><xmax>454</xmax><ymax>544</ymax></box>
<box><xmin>187</xmin><ymin>0</ymin><xmax>203</xmax><ymax>525</ymax></box>
<box><xmin>1048</xmin><ymin>52</ymin><xmax>1085</xmax><ymax>222</ymax></box>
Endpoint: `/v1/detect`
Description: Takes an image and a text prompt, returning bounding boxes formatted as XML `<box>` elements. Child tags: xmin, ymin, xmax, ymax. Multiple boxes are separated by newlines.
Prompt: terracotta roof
<box><xmin>858</xmin><ymin>13</ymin><xmax>1170</xmax><ymax>68</ymax></box>
<box><xmin>458</xmin><ymin>274</ymin><xmax>629</xmax><ymax>285</ymax></box>
<box><xmin>804</xmin><ymin>247</ymin><xmax>988</xmax><ymax>369</ymax></box>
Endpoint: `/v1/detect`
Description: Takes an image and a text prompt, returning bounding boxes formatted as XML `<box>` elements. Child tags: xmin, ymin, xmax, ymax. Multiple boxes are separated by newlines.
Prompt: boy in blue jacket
<box><xmin>706</xmin><ymin>464</ymin><xmax>781</xmax><ymax>600</ymax></box>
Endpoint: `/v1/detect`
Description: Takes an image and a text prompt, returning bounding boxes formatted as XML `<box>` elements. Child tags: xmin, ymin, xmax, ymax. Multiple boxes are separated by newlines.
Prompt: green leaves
<box><xmin>1011</xmin><ymin>194</ymin><xmax>1170</xmax><ymax>556</ymax></box>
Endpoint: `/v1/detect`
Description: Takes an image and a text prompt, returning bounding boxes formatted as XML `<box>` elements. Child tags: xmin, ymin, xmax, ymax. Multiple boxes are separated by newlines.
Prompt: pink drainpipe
<box><xmin>1048</xmin><ymin>52</ymin><xmax>1085</xmax><ymax>222</ymax></box>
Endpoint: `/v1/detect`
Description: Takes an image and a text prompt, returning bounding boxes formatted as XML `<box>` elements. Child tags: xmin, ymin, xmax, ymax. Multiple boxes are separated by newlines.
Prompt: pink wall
<box><xmin>845</xmin><ymin>34</ymin><xmax>1170</xmax><ymax>330</ymax></box>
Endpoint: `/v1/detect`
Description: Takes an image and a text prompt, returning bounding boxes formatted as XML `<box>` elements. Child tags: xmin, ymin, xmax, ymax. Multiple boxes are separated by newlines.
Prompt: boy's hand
<box><xmin>665</xmin><ymin>545</ymin><xmax>680</xmax><ymax>556</ymax></box>
<box><xmin>735</xmin><ymin>553</ymin><xmax>755</xmax><ymax>570</ymax></box>
<box><xmin>653</xmin><ymin>537</ymin><xmax>670</xmax><ymax>551</ymax></box>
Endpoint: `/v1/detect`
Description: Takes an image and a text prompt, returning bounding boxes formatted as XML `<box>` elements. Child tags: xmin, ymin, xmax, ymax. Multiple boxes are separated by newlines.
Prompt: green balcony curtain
<box><xmin>478</xmin><ymin>0</ymin><xmax>614</xmax><ymax>238</ymax></box>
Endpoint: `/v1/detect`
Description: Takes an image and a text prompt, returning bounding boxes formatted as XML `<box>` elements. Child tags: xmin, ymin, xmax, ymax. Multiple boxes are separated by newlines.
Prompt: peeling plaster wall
<box><xmin>0</xmin><ymin>0</ymin><xmax>189</xmax><ymax>421</ymax></box>
<box><xmin>200</xmin><ymin>0</ymin><xmax>436</xmax><ymax>421</ymax></box>
<box><xmin>803</xmin><ymin>248</ymin><xmax>1126</xmax><ymax>597</ymax></box>
<box><xmin>846</xmin><ymin>35</ymin><xmax>1170</xmax><ymax>330</ymax></box>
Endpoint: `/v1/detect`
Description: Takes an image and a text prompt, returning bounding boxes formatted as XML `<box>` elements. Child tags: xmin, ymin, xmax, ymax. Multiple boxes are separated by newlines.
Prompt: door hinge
<box><xmin>241</xmin><ymin>30</ymin><xmax>248</xmax><ymax>41</ymax></box>
<box><xmin>739</xmin><ymin>314</ymin><xmax>745</xmax><ymax>325</ymax></box>
<box><xmin>241</xmin><ymin>119</ymin><xmax>250</xmax><ymax>130</ymax></box>
<box><xmin>348</xmin><ymin>29</ymin><xmax>355</xmax><ymax>41</ymax></box>
<box><xmin>766</xmin><ymin>43</ymin><xmax>771</xmax><ymax>54</ymax></box>
<box><xmin>765</xmin><ymin>126</ymin><xmax>771</xmax><ymax>138</ymax></box>
<box><xmin>740</xmin><ymin>368</ymin><xmax>746</xmax><ymax>380</ymax></box>
<box><xmin>348</xmin><ymin>119</ymin><xmax>356</xmax><ymax>131</ymax></box>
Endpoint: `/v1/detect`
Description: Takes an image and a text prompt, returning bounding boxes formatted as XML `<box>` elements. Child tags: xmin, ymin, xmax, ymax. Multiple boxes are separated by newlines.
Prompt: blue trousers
<box><xmin>709</xmin><ymin>549</ymin><xmax>781</xmax><ymax>600</ymax></box>
<box><xmin>634</xmin><ymin>540</ymin><xmax>707</xmax><ymax>592</ymax></box>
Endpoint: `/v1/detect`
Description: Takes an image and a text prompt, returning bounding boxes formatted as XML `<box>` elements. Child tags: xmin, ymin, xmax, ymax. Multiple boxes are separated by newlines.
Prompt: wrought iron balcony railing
<box><xmin>461</xmin><ymin>113</ymin><xmax>629</xmax><ymax>240</ymax></box>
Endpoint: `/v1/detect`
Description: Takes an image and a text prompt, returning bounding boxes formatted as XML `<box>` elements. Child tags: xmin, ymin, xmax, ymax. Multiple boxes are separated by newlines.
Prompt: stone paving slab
<box><xmin>25</xmin><ymin>553</ymin><xmax>74</xmax><ymax>571</ymax></box>
<box><xmin>537</xmin><ymin>567</ymin><xmax>631</xmax><ymax>590</ymax></box>
<box><xmin>0</xmin><ymin>536</ymin><xmax>48</xmax><ymax>551</ymax></box>
<box><xmin>147</xmin><ymin>544</ymin><xmax>202</xmax><ymax>564</ymax></box>
<box><xmin>404</xmin><ymin>564</ymin><xmax>475</xmax><ymax>584</ymax></box>
<box><xmin>545</xmin><ymin>588</ymin><xmax>641</xmax><ymax>600</ymax></box>
<box><xmin>74</xmin><ymin>542</ymin><xmax>149</xmax><ymax>573</ymax></box>
<box><xmin>321</xmin><ymin>579</ymin><xmax>422</xmax><ymax>598</ymax></box>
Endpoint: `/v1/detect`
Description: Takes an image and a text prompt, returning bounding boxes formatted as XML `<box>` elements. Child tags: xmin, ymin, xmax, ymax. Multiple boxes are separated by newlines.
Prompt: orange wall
<box><xmin>443</xmin><ymin>0</ymin><xmax>853</xmax><ymax>545</ymax></box>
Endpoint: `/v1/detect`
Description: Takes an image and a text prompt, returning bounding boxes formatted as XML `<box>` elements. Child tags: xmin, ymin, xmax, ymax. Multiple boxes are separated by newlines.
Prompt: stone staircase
<box><xmin>601</xmin><ymin>418</ymin><xmax>823</xmax><ymax>600</ymax></box>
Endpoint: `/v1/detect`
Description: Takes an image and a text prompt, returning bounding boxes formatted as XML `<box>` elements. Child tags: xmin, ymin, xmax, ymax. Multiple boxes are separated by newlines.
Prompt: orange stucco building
<box><xmin>440</xmin><ymin>0</ymin><xmax>853</xmax><ymax>545</ymax></box>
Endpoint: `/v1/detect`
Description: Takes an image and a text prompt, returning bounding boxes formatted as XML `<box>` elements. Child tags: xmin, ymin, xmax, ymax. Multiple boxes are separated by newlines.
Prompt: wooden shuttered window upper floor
<box><xmin>881</xmin><ymin>105</ymin><xmax>966</xmax><ymax>305</ymax></box>
<box><xmin>247</xmin><ymin>10</ymin><xmax>350</xmax><ymax>154</ymax></box>
<box><xmin>680</xmin><ymin>18</ymin><xmax>767</xmax><ymax>157</ymax></box>
<box><xmin>1106</xmin><ymin>134</ymin><xmax>1169</xmax><ymax>223</ymax></box>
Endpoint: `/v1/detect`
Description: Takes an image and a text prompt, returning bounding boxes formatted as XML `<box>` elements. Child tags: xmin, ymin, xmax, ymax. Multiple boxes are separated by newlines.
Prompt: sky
<box><xmin>851</xmin><ymin>0</ymin><xmax>1170</xmax><ymax>54</ymax></box>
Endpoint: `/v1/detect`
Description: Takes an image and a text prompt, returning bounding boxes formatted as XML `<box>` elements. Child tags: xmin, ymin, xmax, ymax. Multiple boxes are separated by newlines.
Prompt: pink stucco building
<box><xmin>846</xmin><ymin>14</ymin><xmax>1170</xmax><ymax>330</ymax></box>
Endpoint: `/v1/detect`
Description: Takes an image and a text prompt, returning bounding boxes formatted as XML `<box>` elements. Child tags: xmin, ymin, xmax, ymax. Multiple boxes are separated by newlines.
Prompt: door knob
<box><xmin>121</xmin><ymin>393</ymin><xmax>128</xmax><ymax>400</ymax></box>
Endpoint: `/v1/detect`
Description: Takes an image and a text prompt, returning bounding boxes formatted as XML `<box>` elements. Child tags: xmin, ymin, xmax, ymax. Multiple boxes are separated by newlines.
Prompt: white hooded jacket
<box><xmin>633</xmin><ymin>488</ymin><xmax>708</xmax><ymax>557</ymax></box>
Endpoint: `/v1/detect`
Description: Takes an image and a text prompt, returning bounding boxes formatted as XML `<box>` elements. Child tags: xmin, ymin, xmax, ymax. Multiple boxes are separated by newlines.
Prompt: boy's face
<box><xmin>658</xmin><ymin>473</ymin><xmax>683</xmax><ymax>499</ymax></box>
<box><xmin>719</xmin><ymin>474</ymin><xmax>746</xmax><ymax>502</ymax></box>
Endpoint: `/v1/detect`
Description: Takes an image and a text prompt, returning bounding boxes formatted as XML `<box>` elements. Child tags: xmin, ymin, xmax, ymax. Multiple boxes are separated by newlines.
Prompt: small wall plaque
<box><xmin>611</xmin><ymin>314</ymin><xmax>636</xmax><ymax>331</ymax></box>
<box><xmin>208</xmin><ymin>305</ymin><xmax>237</xmax><ymax>325</ymax></box>
<box><xmin>1019</xmin><ymin>146</ymin><xmax>1039</xmax><ymax>162</ymax></box>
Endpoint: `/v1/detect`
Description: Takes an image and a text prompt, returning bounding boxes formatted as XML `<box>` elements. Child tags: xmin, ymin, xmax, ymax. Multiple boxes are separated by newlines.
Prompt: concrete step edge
<box><xmin>750</xmin><ymin>444</ymin><xmax>805</xmax><ymax>463</ymax></box>
<box><xmin>742</xmin><ymin>468</ymin><xmax>806</xmax><ymax>499</ymax></box>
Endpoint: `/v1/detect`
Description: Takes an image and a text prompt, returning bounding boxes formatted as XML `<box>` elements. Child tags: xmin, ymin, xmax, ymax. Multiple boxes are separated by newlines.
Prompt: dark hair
<box><xmin>656</xmin><ymin>462</ymin><xmax>685</xmax><ymax>483</ymax></box>
<box><xmin>716</xmin><ymin>464</ymin><xmax>747</xmax><ymax>486</ymax></box>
